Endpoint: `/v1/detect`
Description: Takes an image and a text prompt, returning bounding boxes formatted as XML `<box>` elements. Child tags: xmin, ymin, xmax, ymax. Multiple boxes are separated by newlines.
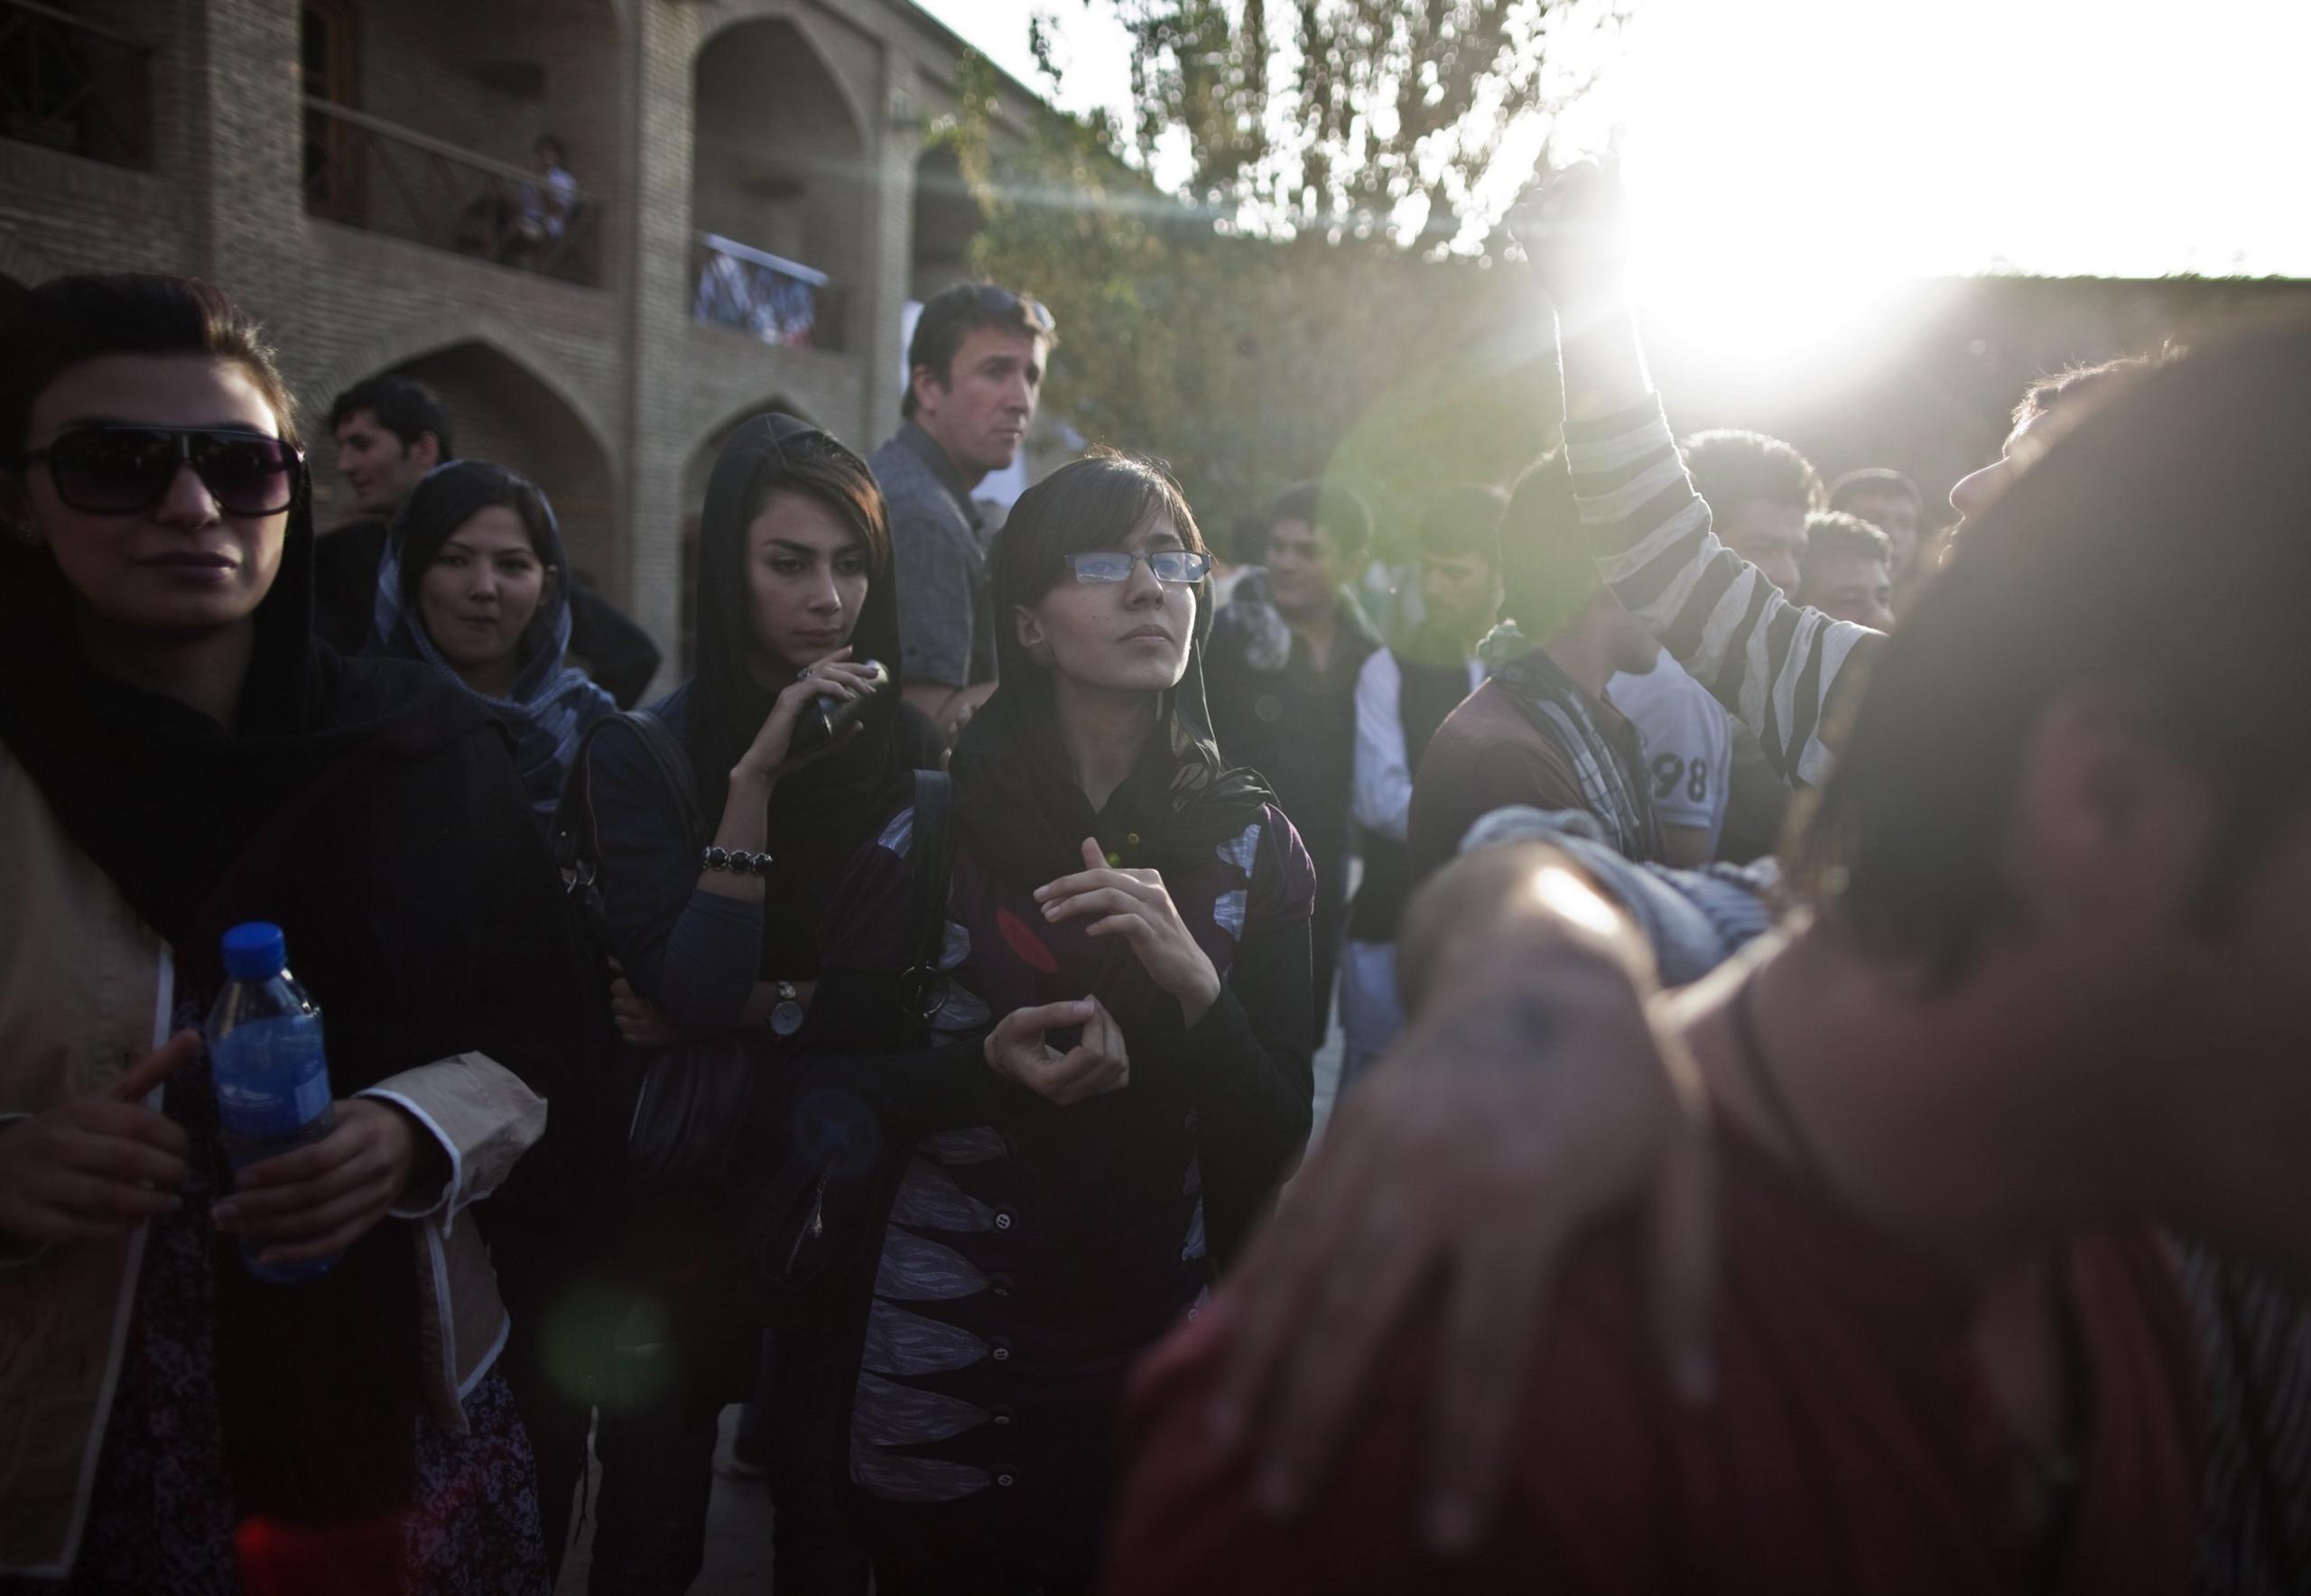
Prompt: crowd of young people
<box><xmin>2</xmin><ymin>148</ymin><xmax>2305</xmax><ymax>1596</ymax></box>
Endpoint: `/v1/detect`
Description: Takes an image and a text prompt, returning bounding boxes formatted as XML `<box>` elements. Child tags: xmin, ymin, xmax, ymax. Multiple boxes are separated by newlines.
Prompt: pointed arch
<box><xmin>307</xmin><ymin>312</ymin><xmax>617</xmax><ymax>469</ymax></box>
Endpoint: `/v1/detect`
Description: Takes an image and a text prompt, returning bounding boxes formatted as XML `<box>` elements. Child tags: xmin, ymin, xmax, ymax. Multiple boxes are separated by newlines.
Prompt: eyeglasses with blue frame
<box><xmin>1061</xmin><ymin>549</ymin><xmax>1211</xmax><ymax>585</ymax></box>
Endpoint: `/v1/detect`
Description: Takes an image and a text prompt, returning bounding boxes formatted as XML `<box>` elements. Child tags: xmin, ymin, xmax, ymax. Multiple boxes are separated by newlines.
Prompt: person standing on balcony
<box><xmin>872</xmin><ymin>282</ymin><xmax>1056</xmax><ymax>746</ymax></box>
<box><xmin>317</xmin><ymin>375</ymin><xmax>664</xmax><ymax>707</ymax></box>
<box><xmin>515</xmin><ymin>135</ymin><xmax>579</xmax><ymax>257</ymax></box>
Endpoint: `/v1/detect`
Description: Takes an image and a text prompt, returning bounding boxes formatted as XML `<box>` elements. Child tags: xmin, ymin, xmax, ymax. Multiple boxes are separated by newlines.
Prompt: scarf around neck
<box><xmin>374</xmin><ymin>460</ymin><xmax>617</xmax><ymax>823</ymax></box>
<box><xmin>1480</xmin><ymin>621</ymin><xmax>1662</xmax><ymax>862</ymax></box>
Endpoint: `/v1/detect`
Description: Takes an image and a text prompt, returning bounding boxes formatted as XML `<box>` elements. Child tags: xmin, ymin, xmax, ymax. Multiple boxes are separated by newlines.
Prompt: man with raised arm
<box><xmin>1102</xmin><ymin>167</ymin><xmax>2311</xmax><ymax>1593</ymax></box>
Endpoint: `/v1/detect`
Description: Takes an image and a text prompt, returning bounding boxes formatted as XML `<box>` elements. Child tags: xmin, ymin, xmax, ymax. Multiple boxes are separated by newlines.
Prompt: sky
<box><xmin>916</xmin><ymin>0</ymin><xmax>2311</xmax><ymax>290</ymax></box>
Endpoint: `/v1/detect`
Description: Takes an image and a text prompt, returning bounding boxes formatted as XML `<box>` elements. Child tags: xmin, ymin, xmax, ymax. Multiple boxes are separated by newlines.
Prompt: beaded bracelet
<box><xmin>701</xmin><ymin>846</ymin><xmax>773</xmax><ymax>877</ymax></box>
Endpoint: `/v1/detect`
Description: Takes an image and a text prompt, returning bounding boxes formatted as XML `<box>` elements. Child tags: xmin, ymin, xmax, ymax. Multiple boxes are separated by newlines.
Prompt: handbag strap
<box><xmin>552</xmin><ymin>710</ymin><xmax>701</xmax><ymax>899</ymax></box>
<box><xmin>898</xmin><ymin>769</ymin><xmax>958</xmax><ymax>1025</ymax></box>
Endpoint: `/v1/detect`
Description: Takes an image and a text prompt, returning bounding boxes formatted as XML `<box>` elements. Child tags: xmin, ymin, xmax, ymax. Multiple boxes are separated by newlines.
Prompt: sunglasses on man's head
<box><xmin>15</xmin><ymin>424</ymin><xmax>304</xmax><ymax>517</ymax></box>
<box><xmin>1063</xmin><ymin>549</ymin><xmax>1211</xmax><ymax>585</ymax></box>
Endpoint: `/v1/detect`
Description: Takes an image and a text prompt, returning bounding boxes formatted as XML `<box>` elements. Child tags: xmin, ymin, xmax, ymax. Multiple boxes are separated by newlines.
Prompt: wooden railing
<box><xmin>0</xmin><ymin>0</ymin><xmax>152</xmax><ymax>169</ymax></box>
<box><xmin>691</xmin><ymin>232</ymin><xmax>845</xmax><ymax>352</ymax></box>
<box><xmin>302</xmin><ymin>96</ymin><xmax>602</xmax><ymax>286</ymax></box>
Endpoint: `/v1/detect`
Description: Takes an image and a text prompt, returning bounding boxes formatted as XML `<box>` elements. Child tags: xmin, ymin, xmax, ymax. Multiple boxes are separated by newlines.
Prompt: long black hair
<box><xmin>689</xmin><ymin>413</ymin><xmax>901</xmax><ymax>824</ymax></box>
<box><xmin>956</xmin><ymin>450</ymin><xmax>1271</xmax><ymax>885</ymax></box>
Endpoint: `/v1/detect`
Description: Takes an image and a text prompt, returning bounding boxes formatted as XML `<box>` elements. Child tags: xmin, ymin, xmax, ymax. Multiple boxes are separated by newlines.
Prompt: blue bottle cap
<box><xmin>220</xmin><ymin>922</ymin><xmax>288</xmax><ymax>980</ymax></box>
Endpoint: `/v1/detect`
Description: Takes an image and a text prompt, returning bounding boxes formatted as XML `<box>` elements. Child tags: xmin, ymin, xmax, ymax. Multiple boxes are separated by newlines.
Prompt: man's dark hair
<box><xmin>1682</xmin><ymin>429</ymin><xmax>1824</xmax><ymax>520</ymax></box>
<box><xmin>535</xmin><ymin>134</ymin><xmax>566</xmax><ymax>164</ymax></box>
<box><xmin>1798</xmin><ymin>511</ymin><xmax>1890</xmax><ymax>589</ymax></box>
<box><xmin>2011</xmin><ymin>350</ymin><xmax>2176</xmax><ymax>439</ymax></box>
<box><xmin>1795</xmin><ymin>317</ymin><xmax>2311</xmax><ymax>984</ymax></box>
<box><xmin>328</xmin><ymin>375</ymin><xmax>456</xmax><ymax>459</ymax></box>
<box><xmin>0</xmin><ymin>274</ymin><xmax>302</xmax><ymax>457</ymax></box>
<box><xmin>903</xmin><ymin>281</ymin><xmax>1055</xmax><ymax>422</ymax></box>
<box><xmin>1267</xmin><ymin>478</ymin><xmax>1372</xmax><ymax>560</ymax></box>
<box><xmin>1828</xmin><ymin>468</ymin><xmax>1919</xmax><ymax>516</ymax></box>
<box><xmin>1495</xmin><ymin>451</ymin><xmax>1598</xmax><ymax>641</ymax></box>
<box><xmin>1415</xmin><ymin>483</ymin><xmax>1507</xmax><ymax>569</ymax></box>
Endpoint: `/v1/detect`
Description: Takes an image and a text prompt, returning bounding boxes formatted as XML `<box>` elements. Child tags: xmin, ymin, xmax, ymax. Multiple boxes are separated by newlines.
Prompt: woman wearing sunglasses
<box><xmin>0</xmin><ymin>275</ymin><xmax>582</xmax><ymax>1591</ymax></box>
<box><xmin>782</xmin><ymin>449</ymin><xmax>1316</xmax><ymax>1593</ymax></box>
<box><xmin>577</xmin><ymin>413</ymin><xmax>942</xmax><ymax>1593</ymax></box>
<box><xmin>373</xmin><ymin>460</ymin><xmax>617</xmax><ymax>828</ymax></box>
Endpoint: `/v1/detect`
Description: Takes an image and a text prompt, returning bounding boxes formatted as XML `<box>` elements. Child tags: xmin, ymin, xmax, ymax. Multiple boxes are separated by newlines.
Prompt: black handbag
<box><xmin>551</xmin><ymin>710</ymin><xmax>756</xmax><ymax>1192</ymax></box>
<box><xmin>745</xmin><ymin>767</ymin><xmax>960</xmax><ymax>1293</ymax></box>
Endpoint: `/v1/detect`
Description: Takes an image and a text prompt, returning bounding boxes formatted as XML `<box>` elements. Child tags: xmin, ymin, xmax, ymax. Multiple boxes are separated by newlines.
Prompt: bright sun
<box><xmin>1542</xmin><ymin>0</ymin><xmax>2310</xmax><ymax>379</ymax></box>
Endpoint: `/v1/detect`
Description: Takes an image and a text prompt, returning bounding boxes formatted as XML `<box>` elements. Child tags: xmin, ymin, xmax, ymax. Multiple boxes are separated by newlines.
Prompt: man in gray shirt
<box><xmin>872</xmin><ymin>283</ymin><xmax>1055</xmax><ymax>742</ymax></box>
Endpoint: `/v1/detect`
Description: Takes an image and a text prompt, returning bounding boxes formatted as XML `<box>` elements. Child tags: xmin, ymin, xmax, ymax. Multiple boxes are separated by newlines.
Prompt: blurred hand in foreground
<box><xmin>1211</xmin><ymin>843</ymin><xmax>1717</xmax><ymax>1555</ymax></box>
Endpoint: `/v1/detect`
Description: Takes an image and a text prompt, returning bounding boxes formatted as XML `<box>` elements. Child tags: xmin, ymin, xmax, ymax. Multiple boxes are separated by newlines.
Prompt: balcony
<box><xmin>302</xmin><ymin>96</ymin><xmax>602</xmax><ymax>287</ymax></box>
<box><xmin>0</xmin><ymin>1</ymin><xmax>151</xmax><ymax>169</ymax></box>
<box><xmin>690</xmin><ymin>232</ymin><xmax>846</xmax><ymax>352</ymax></box>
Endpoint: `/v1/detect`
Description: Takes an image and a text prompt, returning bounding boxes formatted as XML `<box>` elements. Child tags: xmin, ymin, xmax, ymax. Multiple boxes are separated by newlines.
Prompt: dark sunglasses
<box><xmin>15</xmin><ymin>424</ymin><xmax>305</xmax><ymax>516</ymax></box>
<box><xmin>1063</xmin><ymin>549</ymin><xmax>1211</xmax><ymax>585</ymax></box>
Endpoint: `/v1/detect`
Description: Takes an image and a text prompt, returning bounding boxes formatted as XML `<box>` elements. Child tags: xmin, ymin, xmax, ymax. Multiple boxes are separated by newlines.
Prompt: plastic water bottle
<box><xmin>209</xmin><ymin>922</ymin><xmax>339</xmax><ymax>1283</ymax></box>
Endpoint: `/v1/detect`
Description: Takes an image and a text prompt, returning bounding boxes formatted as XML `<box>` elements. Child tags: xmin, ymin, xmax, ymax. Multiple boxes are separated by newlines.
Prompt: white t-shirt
<box><xmin>1351</xmin><ymin>648</ymin><xmax>1487</xmax><ymax>842</ymax></box>
<box><xmin>1607</xmin><ymin>653</ymin><xmax>1731</xmax><ymax>852</ymax></box>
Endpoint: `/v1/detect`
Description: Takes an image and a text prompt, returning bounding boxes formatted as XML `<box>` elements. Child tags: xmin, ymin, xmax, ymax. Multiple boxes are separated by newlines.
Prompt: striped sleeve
<box><xmin>1563</xmin><ymin>395</ymin><xmax>1875</xmax><ymax>788</ymax></box>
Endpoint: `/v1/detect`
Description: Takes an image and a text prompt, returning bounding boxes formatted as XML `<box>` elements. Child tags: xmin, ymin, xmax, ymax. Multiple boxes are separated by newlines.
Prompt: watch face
<box><xmin>772</xmin><ymin>999</ymin><xmax>804</xmax><ymax>1038</ymax></box>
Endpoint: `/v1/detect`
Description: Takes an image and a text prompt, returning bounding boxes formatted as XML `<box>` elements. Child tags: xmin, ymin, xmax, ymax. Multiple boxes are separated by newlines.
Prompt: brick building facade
<box><xmin>0</xmin><ymin>0</ymin><xmax>1035</xmax><ymax>681</ymax></box>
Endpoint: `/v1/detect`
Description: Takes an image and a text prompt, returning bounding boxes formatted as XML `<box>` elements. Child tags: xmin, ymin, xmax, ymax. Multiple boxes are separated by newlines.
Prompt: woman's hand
<box><xmin>0</xmin><ymin>1031</ymin><xmax>199</xmax><ymax>1246</ymax></box>
<box><xmin>983</xmin><ymin>997</ymin><xmax>1130</xmax><ymax>1106</ymax></box>
<box><xmin>729</xmin><ymin>647</ymin><xmax>882</xmax><ymax>786</ymax></box>
<box><xmin>610</xmin><ymin>971</ymin><xmax>691</xmax><ymax>1051</ymax></box>
<box><xmin>213</xmin><ymin>1098</ymin><xmax>439</xmax><ymax>1267</ymax></box>
<box><xmin>1035</xmin><ymin>839</ymin><xmax>1223</xmax><ymax>1025</ymax></box>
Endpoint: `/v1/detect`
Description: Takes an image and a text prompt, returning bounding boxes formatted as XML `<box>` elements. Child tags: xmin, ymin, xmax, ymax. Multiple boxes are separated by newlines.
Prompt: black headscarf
<box><xmin>691</xmin><ymin>413</ymin><xmax>927</xmax><ymax>974</ymax></box>
<box><xmin>373</xmin><ymin>459</ymin><xmax>617</xmax><ymax>821</ymax></box>
<box><xmin>0</xmin><ymin>478</ymin><xmax>486</xmax><ymax>963</ymax></box>
<box><xmin>0</xmin><ymin>479</ymin><xmax>524</xmax><ymax>1527</ymax></box>
<box><xmin>951</xmin><ymin>483</ymin><xmax>1276</xmax><ymax>887</ymax></box>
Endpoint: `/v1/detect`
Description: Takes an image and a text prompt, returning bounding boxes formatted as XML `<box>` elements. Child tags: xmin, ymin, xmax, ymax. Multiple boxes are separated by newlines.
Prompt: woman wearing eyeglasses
<box><xmin>373</xmin><ymin>460</ymin><xmax>617</xmax><ymax>829</ymax></box>
<box><xmin>0</xmin><ymin>275</ymin><xmax>580</xmax><ymax>1591</ymax></box>
<box><xmin>782</xmin><ymin>449</ymin><xmax>1317</xmax><ymax>1593</ymax></box>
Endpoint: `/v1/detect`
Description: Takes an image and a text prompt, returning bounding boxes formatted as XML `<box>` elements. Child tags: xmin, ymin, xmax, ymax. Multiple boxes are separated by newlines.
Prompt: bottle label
<box><xmin>211</xmin><ymin>1014</ymin><xmax>333</xmax><ymax>1143</ymax></box>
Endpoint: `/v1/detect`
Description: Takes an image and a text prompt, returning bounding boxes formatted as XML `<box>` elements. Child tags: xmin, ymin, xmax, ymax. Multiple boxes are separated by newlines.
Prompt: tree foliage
<box><xmin>942</xmin><ymin>4</ymin><xmax>1602</xmax><ymax>587</ymax></box>
<box><xmin>1112</xmin><ymin>0</ymin><xmax>1615</xmax><ymax>248</ymax></box>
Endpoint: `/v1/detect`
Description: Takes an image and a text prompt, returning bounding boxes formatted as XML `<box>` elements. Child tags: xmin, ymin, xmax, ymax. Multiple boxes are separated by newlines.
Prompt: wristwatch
<box><xmin>771</xmin><ymin>980</ymin><xmax>804</xmax><ymax>1037</ymax></box>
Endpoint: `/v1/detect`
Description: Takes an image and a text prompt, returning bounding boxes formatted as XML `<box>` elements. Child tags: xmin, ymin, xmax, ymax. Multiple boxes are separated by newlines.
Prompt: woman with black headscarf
<box><xmin>576</xmin><ymin>413</ymin><xmax>941</xmax><ymax>1593</ymax></box>
<box><xmin>372</xmin><ymin>459</ymin><xmax>617</xmax><ymax>826</ymax></box>
<box><xmin>0</xmin><ymin>275</ymin><xmax>582</xmax><ymax>1592</ymax></box>
<box><xmin>788</xmin><ymin>448</ymin><xmax>1317</xmax><ymax>1593</ymax></box>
